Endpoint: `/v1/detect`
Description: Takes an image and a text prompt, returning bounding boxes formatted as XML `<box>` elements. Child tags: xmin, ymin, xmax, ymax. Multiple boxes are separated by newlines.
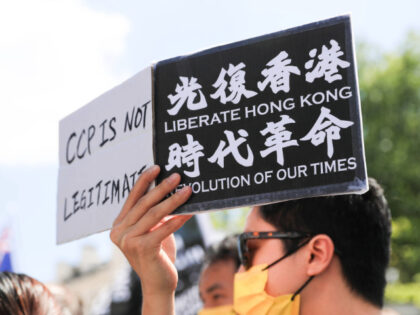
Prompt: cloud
<box><xmin>0</xmin><ymin>0</ymin><xmax>130</xmax><ymax>165</ymax></box>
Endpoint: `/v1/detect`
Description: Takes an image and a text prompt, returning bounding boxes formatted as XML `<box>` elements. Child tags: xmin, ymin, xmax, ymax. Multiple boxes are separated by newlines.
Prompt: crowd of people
<box><xmin>1</xmin><ymin>165</ymin><xmax>393</xmax><ymax>315</ymax></box>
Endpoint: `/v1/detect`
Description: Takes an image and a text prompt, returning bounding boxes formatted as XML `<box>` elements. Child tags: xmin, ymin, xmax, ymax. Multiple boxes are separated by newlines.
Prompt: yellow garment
<box><xmin>233</xmin><ymin>264</ymin><xmax>300</xmax><ymax>315</ymax></box>
<box><xmin>198</xmin><ymin>304</ymin><xmax>237</xmax><ymax>315</ymax></box>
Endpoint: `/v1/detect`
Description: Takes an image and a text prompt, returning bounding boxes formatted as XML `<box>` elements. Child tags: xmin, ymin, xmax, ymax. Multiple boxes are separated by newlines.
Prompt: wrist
<box><xmin>142</xmin><ymin>291</ymin><xmax>175</xmax><ymax>315</ymax></box>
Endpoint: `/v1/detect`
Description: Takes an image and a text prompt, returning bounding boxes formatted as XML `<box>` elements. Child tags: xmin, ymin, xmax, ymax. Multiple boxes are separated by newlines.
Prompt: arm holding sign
<box><xmin>110</xmin><ymin>165</ymin><xmax>192</xmax><ymax>315</ymax></box>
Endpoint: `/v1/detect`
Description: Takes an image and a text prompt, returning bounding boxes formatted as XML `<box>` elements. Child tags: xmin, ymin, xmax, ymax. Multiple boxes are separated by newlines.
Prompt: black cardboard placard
<box><xmin>154</xmin><ymin>15</ymin><xmax>367</xmax><ymax>214</ymax></box>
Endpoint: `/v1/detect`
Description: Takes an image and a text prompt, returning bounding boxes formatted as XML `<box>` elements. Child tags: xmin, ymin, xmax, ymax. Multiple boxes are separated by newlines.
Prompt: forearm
<box><xmin>142</xmin><ymin>292</ymin><xmax>175</xmax><ymax>315</ymax></box>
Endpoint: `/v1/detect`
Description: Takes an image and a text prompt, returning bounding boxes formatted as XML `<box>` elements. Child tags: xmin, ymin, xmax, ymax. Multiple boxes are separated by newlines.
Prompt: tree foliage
<box><xmin>357</xmin><ymin>33</ymin><xmax>420</xmax><ymax>282</ymax></box>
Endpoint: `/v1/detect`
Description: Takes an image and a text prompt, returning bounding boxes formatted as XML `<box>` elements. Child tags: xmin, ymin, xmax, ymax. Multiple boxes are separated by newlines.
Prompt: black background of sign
<box><xmin>154</xmin><ymin>16</ymin><xmax>366</xmax><ymax>213</ymax></box>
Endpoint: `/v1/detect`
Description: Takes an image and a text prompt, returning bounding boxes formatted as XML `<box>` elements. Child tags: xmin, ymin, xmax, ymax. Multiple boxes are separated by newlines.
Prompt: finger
<box><xmin>128</xmin><ymin>186</ymin><xmax>192</xmax><ymax>236</ymax></box>
<box><xmin>146</xmin><ymin>215</ymin><xmax>193</xmax><ymax>247</ymax></box>
<box><xmin>113</xmin><ymin>165</ymin><xmax>160</xmax><ymax>226</ymax></box>
<box><xmin>150</xmin><ymin>215</ymin><xmax>176</xmax><ymax>232</ymax></box>
<box><xmin>118</xmin><ymin>216</ymin><xmax>191</xmax><ymax>261</ymax></box>
<box><xmin>122</xmin><ymin>172</ymin><xmax>182</xmax><ymax>228</ymax></box>
<box><xmin>111</xmin><ymin>176</ymin><xmax>188</xmax><ymax>247</ymax></box>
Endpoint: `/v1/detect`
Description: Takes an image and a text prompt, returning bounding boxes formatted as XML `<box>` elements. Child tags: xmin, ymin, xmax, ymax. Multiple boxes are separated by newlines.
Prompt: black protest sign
<box><xmin>154</xmin><ymin>15</ymin><xmax>367</xmax><ymax>214</ymax></box>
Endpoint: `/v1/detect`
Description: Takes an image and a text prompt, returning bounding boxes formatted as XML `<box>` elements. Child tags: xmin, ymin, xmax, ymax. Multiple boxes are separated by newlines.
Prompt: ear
<box><xmin>305</xmin><ymin>234</ymin><xmax>335</xmax><ymax>276</ymax></box>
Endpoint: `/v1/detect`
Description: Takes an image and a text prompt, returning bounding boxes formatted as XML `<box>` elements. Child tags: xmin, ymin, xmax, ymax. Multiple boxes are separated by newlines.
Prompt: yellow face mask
<box><xmin>233</xmin><ymin>264</ymin><xmax>301</xmax><ymax>315</ymax></box>
<box><xmin>198</xmin><ymin>304</ymin><xmax>237</xmax><ymax>315</ymax></box>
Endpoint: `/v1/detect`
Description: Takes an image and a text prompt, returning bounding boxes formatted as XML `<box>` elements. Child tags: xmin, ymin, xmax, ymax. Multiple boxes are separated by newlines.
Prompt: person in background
<box><xmin>0</xmin><ymin>271</ymin><xmax>62</xmax><ymax>315</ymax></box>
<box><xmin>111</xmin><ymin>165</ymin><xmax>392</xmax><ymax>315</ymax></box>
<box><xmin>198</xmin><ymin>234</ymin><xmax>240</xmax><ymax>314</ymax></box>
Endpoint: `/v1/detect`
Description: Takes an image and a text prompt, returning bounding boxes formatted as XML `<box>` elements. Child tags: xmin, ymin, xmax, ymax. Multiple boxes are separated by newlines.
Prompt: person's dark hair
<box><xmin>202</xmin><ymin>235</ymin><xmax>241</xmax><ymax>271</ymax></box>
<box><xmin>47</xmin><ymin>284</ymin><xmax>83</xmax><ymax>315</ymax></box>
<box><xmin>259</xmin><ymin>177</ymin><xmax>391</xmax><ymax>308</ymax></box>
<box><xmin>0</xmin><ymin>272</ymin><xmax>61</xmax><ymax>315</ymax></box>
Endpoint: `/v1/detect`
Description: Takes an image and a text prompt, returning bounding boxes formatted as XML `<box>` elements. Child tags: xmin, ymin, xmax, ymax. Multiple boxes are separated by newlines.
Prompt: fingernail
<box><xmin>147</xmin><ymin>165</ymin><xmax>159</xmax><ymax>173</ymax></box>
<box><xmin>178</xmin><ymin>186</ymin><xmax>190</xmax><ymax>195</ymax></box>
<box><xmin>167</xmin><ymin>173</ymin><xmax>179</xmax><ymax>184</ymax></box>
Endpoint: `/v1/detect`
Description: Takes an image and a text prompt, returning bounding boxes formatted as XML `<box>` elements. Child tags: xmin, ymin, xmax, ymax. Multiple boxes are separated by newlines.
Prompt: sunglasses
<box><xmin>238</xmin><ymin>231</ymin><xmax>312</xmax><ymax>270</ymax></box>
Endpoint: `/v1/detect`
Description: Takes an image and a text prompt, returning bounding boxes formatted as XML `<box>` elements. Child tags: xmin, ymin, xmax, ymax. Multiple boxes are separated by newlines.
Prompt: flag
<box><xmin>0</xmin><ymin>227</ymin><xmax>13</xmax><ymax>272</ymax></box>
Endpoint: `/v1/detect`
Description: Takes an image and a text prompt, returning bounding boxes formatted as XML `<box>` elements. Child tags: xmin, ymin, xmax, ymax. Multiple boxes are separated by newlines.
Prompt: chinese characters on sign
<box><xmin>155</xmin><ymin>15</ymin><xmax>367</xmax><ymax>213</ymax></box>
<box><xmin>167</xmin><ymin>39</ymin><xmax>351</xmax><ymax>116</ymax></box>
<box><xmin>164</xmin><ymin>41</ymin><xmax>354</xmax><ymax>172</ymax></box>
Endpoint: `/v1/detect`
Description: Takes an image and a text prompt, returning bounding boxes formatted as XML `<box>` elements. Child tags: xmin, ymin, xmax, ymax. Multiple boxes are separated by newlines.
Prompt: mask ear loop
<box><xmin>291</xmin><ymin>275</ymin><xmax>314</xmax><ymax>301</ymax></box>
<box><xmin>262</xmin><ymin>237</ymin><xmax>312</xmax><ymax>271</ymax></box>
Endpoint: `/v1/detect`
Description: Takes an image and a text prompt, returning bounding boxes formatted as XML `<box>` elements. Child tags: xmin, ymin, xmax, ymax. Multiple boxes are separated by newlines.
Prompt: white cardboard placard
<box><xmin>57</xmin><ymin>67</ymin><xmax>153</xmax><ymax>244</ymax></box>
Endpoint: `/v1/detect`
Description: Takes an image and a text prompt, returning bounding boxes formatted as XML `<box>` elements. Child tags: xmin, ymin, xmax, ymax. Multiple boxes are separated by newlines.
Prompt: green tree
<box><xmin>357</xmin><ymin>33</ymin><xmax>420</xmax><ymax>282</ymax></box>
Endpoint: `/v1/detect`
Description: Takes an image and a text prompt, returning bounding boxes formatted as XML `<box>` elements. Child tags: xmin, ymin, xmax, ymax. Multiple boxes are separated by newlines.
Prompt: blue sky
<box><xmin>0</xmin><ymin>0</ymin><xmax>419</xmax><ymax>282</ymax></box>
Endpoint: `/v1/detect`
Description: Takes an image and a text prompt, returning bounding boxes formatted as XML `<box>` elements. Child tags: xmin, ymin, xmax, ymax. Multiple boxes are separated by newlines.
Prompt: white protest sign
<box><xmin>57</xmin><ymin>67</ymin><xmax>153</xmax><ymax>244</ymax></box>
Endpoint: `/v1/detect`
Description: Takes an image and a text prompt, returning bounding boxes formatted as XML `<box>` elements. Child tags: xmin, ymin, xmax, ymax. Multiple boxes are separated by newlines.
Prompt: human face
<box><xmin>241</xmin><ymin>207</ymin><xmax>308</xmax><ymax>296</ymax></box>
<box><xmin>199</xmin><ymin>259</ymin><xmax>236</xmax><ymax>308</ymax></box>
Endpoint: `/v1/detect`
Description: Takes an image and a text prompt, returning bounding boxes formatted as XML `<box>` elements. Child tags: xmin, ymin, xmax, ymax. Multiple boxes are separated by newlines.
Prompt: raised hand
<box><xmin>110</xmin><ymin>165</ymin><xmax>192</xmax><ymax>314</ymax></box>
